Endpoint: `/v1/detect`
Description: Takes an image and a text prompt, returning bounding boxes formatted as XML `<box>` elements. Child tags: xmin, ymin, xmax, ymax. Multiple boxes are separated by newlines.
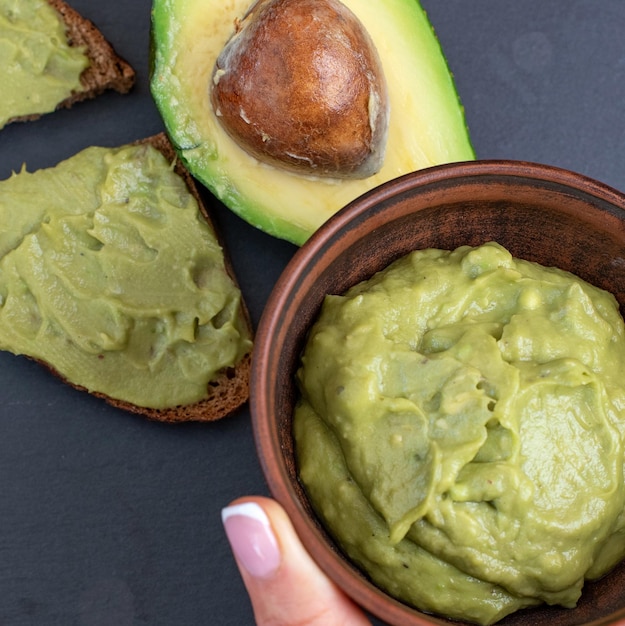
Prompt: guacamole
<box><xmin>0</xmin><ymin>142</ymin><xmax>252</xmax><ymax>409</ymax></box>
<box><xmin>0</xmin><ymin>0</ymin><xmax>89</xmax><ymax>128</ymax></box>
<box><xmin>294</xmin><ymin>242</ymin><xmax>625</xmax><ymax>624</ymax></box>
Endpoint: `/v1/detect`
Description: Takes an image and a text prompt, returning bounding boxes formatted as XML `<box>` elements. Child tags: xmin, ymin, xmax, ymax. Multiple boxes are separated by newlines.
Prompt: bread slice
<box><xmin>6</xmin><ymin>0</ymin><xmax>135</xmax><ymax>126</ymax></box>
<box><xmin>29</xmin><ymin>133</ymin><xmax>253</xmax><ymax>422</ymax></box>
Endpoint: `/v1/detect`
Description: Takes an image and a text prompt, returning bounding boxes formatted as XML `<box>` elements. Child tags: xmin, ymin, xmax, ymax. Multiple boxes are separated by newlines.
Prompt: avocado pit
<box><xmin>210</xmin><ymin>0</ymin><xmax>390</xmax><ymax>179</ymax></box>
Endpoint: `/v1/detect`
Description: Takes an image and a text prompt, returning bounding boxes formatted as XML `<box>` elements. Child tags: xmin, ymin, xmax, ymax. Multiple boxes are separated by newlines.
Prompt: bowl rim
<box><xmin>250</xmin><ymin>159</ymin><xmax>625</xmax><ymax>626</ymax></box>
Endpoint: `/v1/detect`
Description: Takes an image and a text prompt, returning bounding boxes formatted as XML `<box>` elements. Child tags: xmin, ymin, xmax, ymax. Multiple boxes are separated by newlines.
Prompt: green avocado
<box><xmin>150</xmin><ymin>0</ymin><xmax>475</xmax><ymax>245</ymax></box>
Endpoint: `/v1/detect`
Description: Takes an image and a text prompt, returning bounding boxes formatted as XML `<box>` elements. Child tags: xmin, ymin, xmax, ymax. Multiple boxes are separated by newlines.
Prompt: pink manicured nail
<box><xmin>222</xmin><ymin>502</ymin><xmax>281</xmax><ymax>579</ymax></box>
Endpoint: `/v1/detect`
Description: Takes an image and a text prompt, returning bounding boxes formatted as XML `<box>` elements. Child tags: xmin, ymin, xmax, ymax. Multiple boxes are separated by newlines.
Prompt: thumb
<box><xmin>222</xmin><ymin>496</ymin><xmax>371</xmax><ymax>626</ymax></box>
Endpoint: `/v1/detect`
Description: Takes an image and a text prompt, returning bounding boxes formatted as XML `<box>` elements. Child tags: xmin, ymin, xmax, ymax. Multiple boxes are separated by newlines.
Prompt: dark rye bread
<box><xmin>8</xmin><ymin>0</ymin><xmax>135</xmax><ymax>125</ymax></box>
<box><xmin>37</xmin><ymin>133</ymin><xmax>253</xmax><ymax>422</ymax></box>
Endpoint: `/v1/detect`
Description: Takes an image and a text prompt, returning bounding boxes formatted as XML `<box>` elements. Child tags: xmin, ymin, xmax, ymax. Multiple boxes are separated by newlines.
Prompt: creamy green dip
<box><xmin>294</xmin><ymin>242</ymin><xmax>625</xmax><ymax>624</ymax></box>
<box><xmin>0</xmin><ymin>142</ymin><xmax>252</xmax><ymax>409</ymax></box>
<box><xmin>0</xmin><ymin>0</ymin><xmax>89</xmax><ymax>128</ymax></box>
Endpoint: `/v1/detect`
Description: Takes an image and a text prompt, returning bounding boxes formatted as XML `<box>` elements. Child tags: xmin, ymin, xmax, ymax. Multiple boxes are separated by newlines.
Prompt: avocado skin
<box><xmin>150</xmin><ymin>0</ymin><xmax>475</xmax><ymax>246</ymax></box>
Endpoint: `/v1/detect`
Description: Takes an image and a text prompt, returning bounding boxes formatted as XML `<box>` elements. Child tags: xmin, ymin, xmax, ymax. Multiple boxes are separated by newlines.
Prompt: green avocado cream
<box><xmin>0</xmin><ymin>142</ymin><xmax>252</xmax><ymax>409</ymax></box>
<box><xmin>294</xmin><ymin>242</ymin><xmax>625</xmax><ymax>625</ymax></box>
<box><xmin>0</xmin><ymin>0</ymin><xmax>89</xmax><ymax>128</ymax></box>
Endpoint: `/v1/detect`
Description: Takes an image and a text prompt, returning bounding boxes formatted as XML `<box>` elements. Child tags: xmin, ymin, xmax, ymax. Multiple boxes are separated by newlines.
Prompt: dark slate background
<box><xmin>1</xmin><ymin>2</ymin><xmax>624</xmax><ymax>624</ymax></box>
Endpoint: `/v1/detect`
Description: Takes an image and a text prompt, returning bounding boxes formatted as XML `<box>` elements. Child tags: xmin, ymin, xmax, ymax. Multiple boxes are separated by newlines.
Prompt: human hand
<box><xmin>222</xmin><ymin>496</ymin><xmax>371</xmax><ymax>626</ymax></box>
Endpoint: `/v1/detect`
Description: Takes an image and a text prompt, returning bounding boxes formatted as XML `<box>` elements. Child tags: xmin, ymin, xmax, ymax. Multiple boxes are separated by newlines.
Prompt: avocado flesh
<box><xmin>150</xmin><ymin>0</ymin><xmax>475</xmax><ymax>246</ymax></box>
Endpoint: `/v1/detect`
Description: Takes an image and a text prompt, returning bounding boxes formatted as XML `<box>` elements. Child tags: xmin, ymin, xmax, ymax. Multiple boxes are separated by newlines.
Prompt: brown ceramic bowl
<box><xmin>250</xmin><ymin>160</ymin><xmax>625</xmax><ymax>626</ymax></box>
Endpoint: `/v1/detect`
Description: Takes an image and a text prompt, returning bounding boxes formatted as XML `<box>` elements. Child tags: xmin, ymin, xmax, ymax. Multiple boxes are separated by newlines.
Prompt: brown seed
<box><xmin>211</xmin><ymin>0</ymin><xmax>389</xmax><ymax>179</ymax></box>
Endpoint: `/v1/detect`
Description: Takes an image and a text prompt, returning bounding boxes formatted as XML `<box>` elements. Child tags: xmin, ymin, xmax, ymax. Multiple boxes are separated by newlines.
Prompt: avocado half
<box><xmin>150</xmin><ymin>0</ymin><xmax>475</xmax><ymax>246</ymax></box>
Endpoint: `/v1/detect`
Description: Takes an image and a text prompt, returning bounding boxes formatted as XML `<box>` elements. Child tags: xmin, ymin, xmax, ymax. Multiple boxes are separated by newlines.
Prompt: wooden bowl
<box><xmin>250</xmin><ymin>160</ymin><xmax>625</xmax><ymax>626</ymax></box>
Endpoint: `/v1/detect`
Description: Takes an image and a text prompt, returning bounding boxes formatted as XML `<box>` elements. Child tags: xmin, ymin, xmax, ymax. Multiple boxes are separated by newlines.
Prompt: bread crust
<box><xmin>33</xmin><ymin>133</ymin><xmax>254</xmax><ymax>422</ymax></box>
<box><xmin>6</xmin><ymin>0</ymin><xmax>136</xmax><ymax>125</ymax></box>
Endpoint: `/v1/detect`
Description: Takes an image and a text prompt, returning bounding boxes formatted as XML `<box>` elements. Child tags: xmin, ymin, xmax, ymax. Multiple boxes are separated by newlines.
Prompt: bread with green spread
<box><xmin>3</xmin><ymin>0</ymin><xmax>135</xmax><ymax>127</ymax></box>
<box><xmin>112</xmin><ymin>133</ymin><xmax>253</xmax><ymax>422</ymax></box>
<box><xmin>48</xmin><ymin>0</ymin><xmax>135</xmax><ymax>99</ymax></box>
<box><xmin>0</xmin><ymin>133</ymin><xmax>253</xmax><ymax>422</ymax></box>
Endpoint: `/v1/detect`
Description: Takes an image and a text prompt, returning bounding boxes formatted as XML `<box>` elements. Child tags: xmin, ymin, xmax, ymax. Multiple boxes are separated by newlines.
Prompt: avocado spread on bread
<box><xmin>0</xmin><ymin>0</ymin><xmax>89</xmax><ymax>128</ymax></box>
<box><xmin>0</xmin><ymin>141</ymin><xmax>253</xmax><ymax>410</ymax></box>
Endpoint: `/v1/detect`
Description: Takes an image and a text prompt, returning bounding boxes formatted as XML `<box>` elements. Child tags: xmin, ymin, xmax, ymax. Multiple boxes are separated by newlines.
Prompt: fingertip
<box><xmin>221</xmin><ymin>496</ymin><xmax>371</xmax><ymax>626</ymax></box>
<box><xmin>225</xmin><ymin>495</ymin><xmax>284</xmax><ymax>517</ymax></box>
<box><xmin>222</xmin><ymin>498</ymin><xmax>282</xmax><ymax>579</ymax></box>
